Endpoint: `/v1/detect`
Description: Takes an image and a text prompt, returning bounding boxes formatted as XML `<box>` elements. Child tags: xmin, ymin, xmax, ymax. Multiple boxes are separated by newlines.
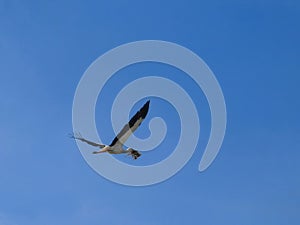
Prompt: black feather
<box><xmin>109</xmin><ymin>100</ymin><xmax>150</xmax><ymax>146</ymax></box>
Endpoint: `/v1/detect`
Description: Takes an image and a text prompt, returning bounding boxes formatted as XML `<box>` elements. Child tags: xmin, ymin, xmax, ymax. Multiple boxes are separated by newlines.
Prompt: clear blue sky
<box><xmin>1</xmin><ymin>0</ymin><xmax>299</xmax><ymax>224</ymax></box>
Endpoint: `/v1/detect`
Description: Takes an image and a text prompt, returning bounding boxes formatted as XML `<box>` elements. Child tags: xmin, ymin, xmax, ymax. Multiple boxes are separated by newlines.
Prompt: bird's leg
<box><xmin>93</xmin><ymin>149</ymin><xmax>107</xmax><ymax>154</ymax></box>
<box><xmin>93</xmin><ymin>146</ymin><xmax>109</xmax><ymax>154</ymax></box>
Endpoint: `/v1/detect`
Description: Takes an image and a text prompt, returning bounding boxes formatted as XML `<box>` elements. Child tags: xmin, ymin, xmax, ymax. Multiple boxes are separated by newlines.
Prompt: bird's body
<box><xmin>102</xmin><ymin>145</ymin><xmax>124</xmax><ymax>154</ymax></box>
<box><xmin>72</xmin><ymin>100</ymin><xmax>150</xmax><ymax>159</ymax></box>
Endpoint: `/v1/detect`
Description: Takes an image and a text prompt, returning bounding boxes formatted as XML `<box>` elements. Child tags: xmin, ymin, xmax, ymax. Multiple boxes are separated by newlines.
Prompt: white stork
<box><xmin>72</xmin><ymin>100</ymin><xmax>150</xmax><ymax>159</ymax></box>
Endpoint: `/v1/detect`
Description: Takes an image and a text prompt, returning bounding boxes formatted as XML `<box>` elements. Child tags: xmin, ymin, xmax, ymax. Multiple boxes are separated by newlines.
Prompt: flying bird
<box><xmin>71</xmin><ymin>100</ymin><xmax>150</xmax><ymax>159</ymax></box>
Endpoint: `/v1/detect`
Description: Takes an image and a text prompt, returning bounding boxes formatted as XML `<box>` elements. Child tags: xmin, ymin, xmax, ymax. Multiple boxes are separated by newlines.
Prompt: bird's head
<box><xmin>127</xmin><ymin>148</ymin><xmax>141</xmax><ymax>160</ymax></box>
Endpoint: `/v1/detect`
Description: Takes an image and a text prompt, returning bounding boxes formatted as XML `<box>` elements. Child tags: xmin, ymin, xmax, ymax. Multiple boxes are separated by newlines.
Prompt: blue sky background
<box><xmin>1</xmin><ymin>0</ymin><xmax>300</xmax><ymax>224</ymax></box>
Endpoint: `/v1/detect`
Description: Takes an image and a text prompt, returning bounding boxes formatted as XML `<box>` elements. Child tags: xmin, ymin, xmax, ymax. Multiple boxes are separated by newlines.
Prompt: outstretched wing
<box><xmin>110</xmin><ymin>100</ymin><xmax>150</xmax><ymax>147</ymax></box>
<box><xmin>70</xmin><ymin>133</ymin><xmax>105</xmax><ymax>148</ymax></box>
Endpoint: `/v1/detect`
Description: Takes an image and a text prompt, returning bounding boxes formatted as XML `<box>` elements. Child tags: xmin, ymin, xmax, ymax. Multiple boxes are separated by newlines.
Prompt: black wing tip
<box><xmin>140</xmin><ymin>100</ymin><xmax>150</xmax><ymax>118</ymax></box>
<box><xmin>143</xmin><ymin>100</ymin><xmax>150</xmax><ymax>108</ymax></box>
<box><xmin>142</xmin><ymin>100</ymin><xmax>150</xmax><ymax>110</ymax></box>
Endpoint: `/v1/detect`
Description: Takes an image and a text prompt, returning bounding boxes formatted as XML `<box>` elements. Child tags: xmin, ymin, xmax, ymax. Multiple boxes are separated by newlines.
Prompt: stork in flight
<box><xmin>72</xmin><ymin>100</ymin><xmax>150</xmax><ymax>159</ymax></box>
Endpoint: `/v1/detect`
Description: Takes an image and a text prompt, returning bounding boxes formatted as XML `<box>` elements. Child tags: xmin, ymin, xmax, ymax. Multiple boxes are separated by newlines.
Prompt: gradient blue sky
<box><xmin>1</xmin><ymin>0</ymin><xmax>300</xmax><ymax>224</ymax></box>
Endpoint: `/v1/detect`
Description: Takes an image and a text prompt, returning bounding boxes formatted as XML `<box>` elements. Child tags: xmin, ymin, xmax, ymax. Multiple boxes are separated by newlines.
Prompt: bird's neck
<box><xmin>124</xmin><ymin>148</ymin><xmax>131</xmax><ymax>153</ymax></box>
